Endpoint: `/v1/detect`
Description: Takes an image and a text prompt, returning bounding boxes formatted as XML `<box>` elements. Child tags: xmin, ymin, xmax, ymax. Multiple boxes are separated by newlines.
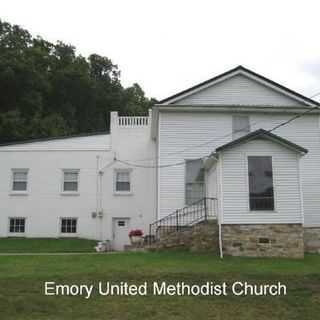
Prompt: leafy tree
<box><xmin>0</xmin><ymin>19</ymin><xmax>156</xmax><ymax>143</ymax></box>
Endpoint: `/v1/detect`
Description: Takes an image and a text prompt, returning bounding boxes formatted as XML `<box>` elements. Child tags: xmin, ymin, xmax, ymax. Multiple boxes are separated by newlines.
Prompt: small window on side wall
<box><xmin>61</xmin><ymin>218</ymin><xmax>77</xmax><ymax>233</ymax></box>
<box><xmin>232</xmin><ymin>115</ymin><xmax>250</xmax><ymax>139</ymax></box>
<box><xmin>9</xmin><ymin>218</ymin><xmax>26</xmax><ymax>233</ymax></box>
<box><xmin>12</xmin><ymin>169</ymin><xmax>28</xmax><ymax>191</ymax></box>
<box><xmin>63</xmin><ymin>170</ymin><xmax>79</xmax><ymax>192</ymax></box>
<box><xmin>248</xmin><ymin>156</ymin><xmax>274</xmax><ymax>211</ymax></box>
<box><xmin>115</xmin><ymin>170</ymin><xmax>131</xmax><ymax>193</ymax></box>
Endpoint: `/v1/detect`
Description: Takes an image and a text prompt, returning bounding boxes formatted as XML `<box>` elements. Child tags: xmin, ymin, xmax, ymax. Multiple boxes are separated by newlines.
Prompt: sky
<box><xmin>1</xmin><ymin>0</ymin><xmax>320</xmax><ymax>101</ymax></box>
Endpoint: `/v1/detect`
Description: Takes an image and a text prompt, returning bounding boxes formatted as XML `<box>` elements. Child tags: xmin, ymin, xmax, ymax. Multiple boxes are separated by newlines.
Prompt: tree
<box><xmin>0</xmin><ymin>19</ymin><xmax>156</xmax><ymax>142</ymax></box>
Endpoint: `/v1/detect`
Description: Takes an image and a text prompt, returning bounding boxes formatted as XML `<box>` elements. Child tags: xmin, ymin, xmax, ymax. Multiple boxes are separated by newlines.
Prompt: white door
<box><xmin>113</xmin><ymin>218</ymin><xmax>131</xmax><ymax>251</ymax></box>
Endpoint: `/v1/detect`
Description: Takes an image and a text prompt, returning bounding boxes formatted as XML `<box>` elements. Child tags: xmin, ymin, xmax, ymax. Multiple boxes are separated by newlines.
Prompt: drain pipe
<box><xmin>99</xmin><ymin>168</ymin><xmax>103</xmax><ymax>241</ymax></box>
<box><xmin>218</xmin><ymin>154</ymin><xmax>224</xmax><ymax>259</ymax></box>
<box><xmin>95</xmin><ymin>155</ymin><xmax>100</xmax><ymax>239</ymax></box>
<box><xmin>96</xmin><ymin>155</ymin><xmax>103</xmax><ymax>241</ymax></box>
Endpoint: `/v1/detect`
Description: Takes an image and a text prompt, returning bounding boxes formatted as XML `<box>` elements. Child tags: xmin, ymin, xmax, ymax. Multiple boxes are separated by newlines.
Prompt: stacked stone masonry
<box><xmin>304</xmin><ymin>227</ymin><xmax>320</xmax><ymax>253</ymax></box>
<box><xmin>150</xmin><ymin>222</ymin><xmax>319</xmax><ymax>258</ymax></box>
<box><xmin>222</xmin><ymin>224</ymin><xmax>304</xmax><ymax>258</ymax></box>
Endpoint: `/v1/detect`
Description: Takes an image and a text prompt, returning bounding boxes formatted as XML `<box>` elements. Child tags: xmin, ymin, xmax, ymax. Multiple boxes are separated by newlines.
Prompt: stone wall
<box><xmin>304</xmin><ymin>227</ymin><xmax>320</xmax><ymax>253</ymax></box>
<box><xmin>151</xmin><ymin>221</ymin><xmax>219</xmax><ymax>253</ymax></box>
<box><xmin>222</xmin><ymin>224</ymin><xmax>304</xmax><ymax>258</ymax></box>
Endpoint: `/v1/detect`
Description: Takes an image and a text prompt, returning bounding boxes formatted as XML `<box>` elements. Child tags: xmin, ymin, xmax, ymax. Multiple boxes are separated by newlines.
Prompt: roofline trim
<box><xmin>158</xmin><ymin>66</ymin><xmax>320</xmax><ymax>107</ymax></box>
<box><xmin>0</xmin><ymin>131</ymin><xmax>110</xmax><ymax>147</ymax></box>
<box><xmin>215</xmin><ymin>129</ymin><xmax>308</xmax><ymax>154</ymax></box>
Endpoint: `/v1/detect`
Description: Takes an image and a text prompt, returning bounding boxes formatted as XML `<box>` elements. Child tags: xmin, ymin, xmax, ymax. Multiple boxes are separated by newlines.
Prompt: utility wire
<box><xmin>268</xmin><ymin>106</ymin><xmax>319</xmax><ymax>132</ymax></box>
<box><xmin>117</xmin><ymin>105</ymin><xmax>320</xmax><ymax>169</ymax></box>
<box><xmin>121</xmin><ymin>119</ymin><xmax>264</xmax><ymax>163</ymax></box>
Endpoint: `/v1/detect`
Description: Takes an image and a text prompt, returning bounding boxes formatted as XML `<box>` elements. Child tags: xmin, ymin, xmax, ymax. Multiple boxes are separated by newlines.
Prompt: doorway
<box><xmin>112</xmin><ymin>218</ymin><xmax>131</xmax><ymax>251</ymax></box>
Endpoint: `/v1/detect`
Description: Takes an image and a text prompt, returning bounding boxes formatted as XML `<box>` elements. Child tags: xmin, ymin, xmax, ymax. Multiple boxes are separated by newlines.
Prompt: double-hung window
<box><xmin>248</xmin><ymin>156</ymin><xmax>274</xmax><ymax>211</ymax></box>
<box><xmin>12</xmin><ymin>169</ymin><xmax>28</xmax><ymax>192</ymax></box>
<box><xmin>62</xmin><ymin>170</ymin><xmax>79</xmax><ymax>193</ymax></box>
<box><xmin>185</xmin><ymin>159</ymin><xmax>205</xmax><ymax>205</ymax></box>
<box><xmin>115</xmin><ymin>170</ymin><xmax>131</xmax><ymax>193</ymax></box>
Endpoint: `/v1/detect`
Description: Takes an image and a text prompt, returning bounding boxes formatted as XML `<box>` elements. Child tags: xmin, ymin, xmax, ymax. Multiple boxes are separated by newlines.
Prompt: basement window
<box><xmin>9</xmin><ymin>218</ymin><xmax>26</xmax><ymax>233</ymax></box>
<box><xmin>248</xmin><ymin>156</ymin><xmax>274</xmax><ymax>211</ymax></box>
<box><xmin>258</xmin><ymin>237</ymin><xmax>270</xmax><ymax>244</ymax></box>
<box><xmin>185</xmin><ymin>159</ymin><xmax>205</xmax><ymax>205</ymax></box>
<box><xmin>61</xmin><ymin>218</ymin><xmax>77</xmax><ymax>233</ymax></box>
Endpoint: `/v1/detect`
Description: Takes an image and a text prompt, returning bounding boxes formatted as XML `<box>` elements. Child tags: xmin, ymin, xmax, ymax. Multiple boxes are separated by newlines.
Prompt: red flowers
<box><xmin>129</xmin><ymin>229</ymin><xmax>143</xmax><ymax>237</ymax></box>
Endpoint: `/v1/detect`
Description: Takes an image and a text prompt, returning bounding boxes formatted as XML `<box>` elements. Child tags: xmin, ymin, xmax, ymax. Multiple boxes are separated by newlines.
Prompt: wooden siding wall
<box><xmin>221</xmin><ymin>139</ymin><xmax>302</xmax><ymax>224</ymax></box>
<box><xmin>175</xmin><ymin>75</ymin><xmax>304</xmax><ymax>106</ymax></box>
<box><xmin>158</xmin><ymin>112</ymin><xmax>320</xmax><ymax>226</ymax></box>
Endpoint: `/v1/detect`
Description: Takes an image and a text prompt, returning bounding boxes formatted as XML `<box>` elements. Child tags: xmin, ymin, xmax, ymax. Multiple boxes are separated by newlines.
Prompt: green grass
<box><xmin>0</xmin><ymin>238</ymin><xmax>96</xmax><ymax>253</ymax></box>
<box><xmin>0</xmin><ymin>251</ymin><xmax>320</xmax><ymax>319</ymax></box>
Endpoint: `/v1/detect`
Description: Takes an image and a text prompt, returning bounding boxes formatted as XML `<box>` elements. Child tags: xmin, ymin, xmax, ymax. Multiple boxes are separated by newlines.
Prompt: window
<box><xmin>232</xmin><ymin>115</ymin><xmax>250</xmax><ymax>139</ymax></box>
<box><xmin>12</xmin><ymin>169</ymin><xmax>28</xmax><ymax>191</ymax></box>
<box><xmin>61</xmin><ymin>218</ymin><xmax>77</xmax><ymax>233</ymax></box>
<box><xmin>248</xmin><ymin>156</ymin><xmax>274</xmax><ymax>211</ymax></box>
<box><xmin>63</xmin><ymin>170</ymin><xmax>79</xmax><ymax>192</ymax></box>
<box><xmin>9</xmin><ymin>218</ymin><xmax>25</xmax><ymax>233</ymax></box>
<box><xmin>185</xmin><ymin>159</ymin><xmax>205</xmax><ymax>205</ymax></box>
<box><xmin>115</xmin><ymin>170</ymin><xmax>131</xmax><ymax>192</ymax></box>
<box><xmin>118</xmin><ymin>220</ymin><xmax>126</xmax><ymax>227</ymax></box>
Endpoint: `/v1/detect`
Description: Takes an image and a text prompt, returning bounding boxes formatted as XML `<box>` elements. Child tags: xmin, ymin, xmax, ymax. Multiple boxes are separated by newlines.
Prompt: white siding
<box><xmin>250</xmin><ymin>114</ymin><xmax>320</xmax><ymax>227</ymax></box>
<box><xmin>0</xmin><ymin>150</ymin><xmax>110</xmax><ymax>239</ymax></box>
<box><xmin>175</xmin><ymin>75</ymin><xmax>305</xmax><ymax>106</ymax></box>
<box><xmin>0</xmin><ymin>117</ymin><xmax>157</xmax><ymax>240</ymax></box>
<box><xmin>158</xmin><ymin>112</ymin><xmax>231</xmax><ymax>218</ymax></box>
<box><xmin>221</xmin><ymin>139</ymin><xmax>302</xmax><ymax>224</ymax></box>
<box><xmin>158</xmin><ymin>112</ymin><xmax>320</xmax><ymax>226</ymax></box>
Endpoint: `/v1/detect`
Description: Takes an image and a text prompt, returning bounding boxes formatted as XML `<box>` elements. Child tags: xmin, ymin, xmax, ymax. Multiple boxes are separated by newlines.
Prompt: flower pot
<box><xmin>130</xmin><ymin>235</ymin><xmax>143</xmax><ymax>244</ymax></box>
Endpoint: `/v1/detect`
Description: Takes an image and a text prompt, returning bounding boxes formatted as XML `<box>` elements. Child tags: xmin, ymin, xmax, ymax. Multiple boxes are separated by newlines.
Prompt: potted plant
<box><xmin>129</xmin><ymin>229</ymin><xmax>143</xmax><ymax>244</ymax></box>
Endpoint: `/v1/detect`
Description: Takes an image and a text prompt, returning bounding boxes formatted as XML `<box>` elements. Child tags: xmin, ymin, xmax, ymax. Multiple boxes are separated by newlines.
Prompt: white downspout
<box><xmin>99</xmin><ymin>169</ymin><xmax>103</xmax><ymax>241</ymax></box>
<box><xmin>96</xmin><ymin>155</ymin><xmax>100</xmax><ymax>239</ymax></box>
<box><xmin>218</xmin><ymin>153</ymin><xmax>224</xmax><ymax>259</ymax></box>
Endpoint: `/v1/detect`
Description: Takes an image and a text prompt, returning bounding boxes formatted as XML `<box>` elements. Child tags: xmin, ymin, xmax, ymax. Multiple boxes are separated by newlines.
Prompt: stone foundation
<box><xmin>222</xmin><ymin>224</ymin><xmax>304</xmax><ymax>258</ymax></box>
<box><xmin>304</xmin><ymin>227</ymin><xmax>320</xmax><ymax>253</ymax></box>
<box><xmin>150</xmin><ymin>221</ymin><xmax>219</xmax><ymax>253</ymax></box>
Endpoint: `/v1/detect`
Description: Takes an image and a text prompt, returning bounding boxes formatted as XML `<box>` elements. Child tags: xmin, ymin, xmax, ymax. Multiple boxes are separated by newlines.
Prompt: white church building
<box><xmin>1</xmin><ymin>66</ymin><xmax>320</xmax><ymax>256</ymax></box>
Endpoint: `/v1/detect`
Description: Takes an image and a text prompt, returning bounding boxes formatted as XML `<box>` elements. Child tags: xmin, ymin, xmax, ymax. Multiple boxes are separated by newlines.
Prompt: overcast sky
<box><xmin>1</xmin><ymin>0</ymin><xmax>320</xmax><ymax>101</ymax></box>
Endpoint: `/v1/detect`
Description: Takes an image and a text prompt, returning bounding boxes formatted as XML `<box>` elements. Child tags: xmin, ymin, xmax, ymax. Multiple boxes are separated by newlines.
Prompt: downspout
<box><xmin>99</xmin><ymin>168</ymin><xmax>103</xmax><ymax>241</ymax></box>
<box><xmin>298</xmin><ymin>154</ymin><xmax>305</xmax><ymax>226</ymax></box>
<box><xmin>96</xmin><ymin>155</ymin><xmax>103</xmax><ymax>241</ymax></box>
<box><xmin>217</xmin><ymin>153</ymin><xmax>224</xmax><ymax>259</ymax></box>
<box><xmin>96</xmin><ymin>155</ymin><xmax>100</xmax><ymax>239</ymax></box>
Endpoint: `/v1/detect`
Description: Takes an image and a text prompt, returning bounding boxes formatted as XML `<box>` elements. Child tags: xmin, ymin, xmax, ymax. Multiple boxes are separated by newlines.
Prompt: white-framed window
<box><xmin>60</xmin><ymin>218</ymin><xmax>77</xmax><ymax>233</ymax></box>
<box><xmin>9</xmin><ymin>217</ymin><xmax>26</xmax><ymax>233</ymax></box>
<box><xmin>62</xmin><ymin>169</ymin><xmax>79</xmax><ymax>193</ymax></box>
<box><xmin>114</xmin><ymin>169</ymin><xmax>131</xmax><ymax>193</ymax></box>
<box><xmin>232</xmin><ymin>115</ymin><xmax>250</xmax><ymax>139</ymax></box>
<box><xmin>11</xmin><ymin>169</ymin><xmax>29</xmax><ymax>192</ymax></box>
<box><xmin>185</xmin><ymin>159</ymin><xmax>205</xmax><ymax>205</ymax></box>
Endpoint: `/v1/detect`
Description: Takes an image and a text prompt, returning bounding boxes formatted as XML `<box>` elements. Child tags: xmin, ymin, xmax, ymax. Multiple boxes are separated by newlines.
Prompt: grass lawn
<box><xmin>0</xmin><ymin>238</ymin><xmax>96</xmax><ymax>253</ymax></box>
<box><xmin>0</xmin><ymin>252</ymin><xmax>320</xmax><ymax>319</ymax></box>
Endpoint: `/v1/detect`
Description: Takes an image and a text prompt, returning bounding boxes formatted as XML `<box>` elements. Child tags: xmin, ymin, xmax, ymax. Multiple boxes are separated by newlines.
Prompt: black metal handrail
<box><xmin>148</xmin><ymin>197</ymin><xmax>217</xmax><ymax>243</ymax></box>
